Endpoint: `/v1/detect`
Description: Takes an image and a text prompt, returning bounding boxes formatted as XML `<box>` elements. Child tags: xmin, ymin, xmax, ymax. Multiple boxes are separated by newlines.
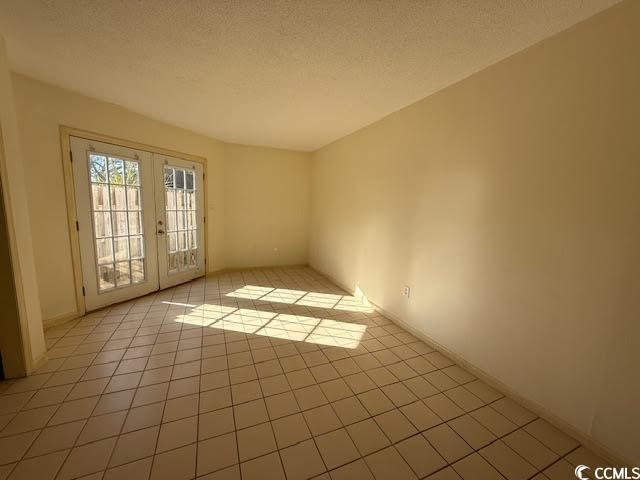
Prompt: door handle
<box><xmin>157</xmin><ymin>229</ymin><xmax>165</xmax><ymax>235</ymax></box>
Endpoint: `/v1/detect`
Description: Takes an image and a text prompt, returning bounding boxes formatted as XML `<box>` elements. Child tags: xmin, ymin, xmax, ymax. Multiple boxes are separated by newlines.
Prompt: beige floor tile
<box><xmin>452</xmin><ymin>453</ymin><xmax>503</xmax><ymax>480</ymax></box>
<box><xmin>310</xmin><ymin>364</ymin><xmax>340</xmax><ymax>383</ymax></box>
<box><xmin>237</xmin><ymin>422</ymin><xmax>277</xmax><ymax>461</ymax></box>
<box><xmin>286</xmin><ymin>370</ymin><xmax>316</xmax><ymax>389</ymax></box>
<box><xmin>1</xmin><ymin>405</ymin><xmax>56</xmax><ymax>435</ymax></box>
<box><xmin>49</xmin><ymin>396</ymin><xmax>99</xmax><ymax>425</ymax></box>
<box><xmin>424</xmin><ymin>424</ymin><xmax>473</xmax><ymax>463</ymax></box>
<box><xmin>122</xmin><ymin>401</ymin><xmax>164</xmax><ymax>433</ymax></box>
<box><xmin>357</xmin><ymin>389</ymin><xmax>395</xmax><ymax>416</ymax></box>
<box><xmin>315</xmin><ymin>427</ymin><xmax>360</xmax><ymax>471</ymax></box>
<box><xmin>374</xmin><ymin>409</ymin><xmax>418</xmax><ymax>443</ymax></box>
<box><xmin>201</xmin><ymin>371</ymin><xmax>230</xmax><ymax>392</ymax></box>
<box><xmin>199</xmin><ymin>407</ymin><xmax>235</xmax><ymax>440</ymax></box>
<box><xmin>396</xmin><ymin>434</ymin><xmax>447</xmax><ymax>478</ymax></box>
<box><xmin>82</xmin><ymin>362</ymin><xmax>118</xmax><ymax>381</ymax></box>
<box><xmin>544</xmin><ymin>458</ymin><xmax>575</xmax><ymax>479</ymax></box>
<box><xmin>198</xmin><ymin>464</ymin><xmax>240</xmax><ymax>480</ymax></box>
<box><xmin>405</xmin><ymin>357</ymin><xmax>437</xmax><ymax>375</ymax></box>
<box><xmin>167</xmin><ymin>377</ymin><xmax>199</xmax><ymax>399</ymax></box>
<box><xmin>480</xmin><ymin>440</ymin><xmax>537</xmax><ymax>480</ymax></box>
<box><xmin>229</xmin><ymin>365</ymin><xmax>258</xmax><ymax>384</ymax></box>
<box><xmin>200</xmin><ymin>386</ymin><xmax>232</xmax><ymax>413</ymax></box>
<box><xmin>332</xmin><ymin>358</ymin><xmax>362</xmax><ymax>377</ymax></box>
<box><xmin>7</xmin><ymin>450</ymin><xmax>67</xmax><ymax>480</ymax></box>
<box><xmin>0</xmin><ymin>430</ymin><xmax>39</xmax><ymax>464</ymax></box>
<box><xmin>565</xmin><ymin>446</ymin><xmax>611</xmax><ymax>467</ymax></box>
<box><xmin>425</xmin><ymin>353</ymin><xmax>454</xmax><ymax>369</ymax></box>
<box><xmin>343</xmin><ymin>372</ymin><xmax>376</xmax><ymax>394</ymax></box>
<box><xmin>304</xmin><ymin>404</ymin><xmax>342</xmax><ymax>436</ymax></box>
<box><xmin>401</xmin><ymin>400</ymin><xmax>443</xmax><ymax>431</ymax></box>
<box><xmin>366</xmin><ymin>367</ymin><xmax>397</xmax><ymax>387</ymax></box>
<box><xmin>441</xmin><ymin>366</ymin><xmax>475</xmax><ymax>385</ymax></box>
<box><xmin>403</xmin><ymin>376</ymin><xmax>439</xmax><ymax>399</ymax></box>
<box><xmin>330</xmin><ymin>458</ymin><xmax>374</xmax><ymax>480</ymax></box>
<box><xmin>109</xmin><ymin>425</ymin><xmax>159</xmax><ymax>467</ymax></box>
<box><xmin>491</xmin><ymin>398</ymin><xmax>537</xmax><ymax>426</ymax></box>
<box><xmin>463</xmin><ymin>380</ymin><xmax>502</xmax><ymax>403</ymax></box>
<box><xmin>293</xmin><ymin>385</ymin><xmax>328</xmax><ymax>410</ymax></box>
<box><xmin>319</xmin><ymin>378</ymin><xmax>353</xmax><ymax>402</ymax></box>
<box><xmin>424</xmin><ymin>394</ymin><xmax>465</xmax><ymax>421</ymax></box>
<box><xmin>424</xmin><ymin>466</ymin><xmax>463</xmax><ymax>480</ymax></box>
<box><xmin>157</xmin><ymin>415</ymin><xmax>197</xmax><ymax>453</ymax></box>
<box><xmin>504</xmin><ymin>428</ymin><xmax>558</xmax><ymax>469</ymax></box>
<box><xmin>57</xmin><ymin>437</ymin><xmax>117</xmax><ymax>480</ymax></box>
<box><xmin>331</xmin><ymin>396</ymin><xmax>369</xmax><ymax>425</ymax></box>
<box><xmin>448</xmin><ymin>414</ymin><xmax>496</xmax><ymax>450</ymax></box>
<box><xmin>163</xmin><ymin>393</ymin><xmax>198</xmax><ymax>422</ymax></box>
<box><xmin>280</xmin><ymin>439</ymin><xmax>326</xmax><ymax>480</ymax></box>
<box><xmin>231</xmin><ymin>380</ymin><xmax>262</xmax><ymax>404</ymax></box>
<box><xmin>104</xmin><ymin>457</ymin><xmax>153</xmax><ymax>480</ymax></box>
<box><xmin>23</xmin><ymin>385</ymin><xmax>72</xmax><ymax>410</ymax></box>
<box><xmin>151</xmin><ymin>443</ymin><xmax>197</xmax><ymax>480</ymax></box>
<box><xmin>260</xmin><ymin>374</ymin><xmax>291</xmax><ymax>396</ymax></box>
<box><xmin>196</xmin><ymin>432</ymin><xmax>238</xmax><ymax>476</ymax></box>
<box><xmin>424</xmin><ymin>371</ymin><xmax>458</xmax><ymax>391</ymax></box>
<box><xmin>271</xmin><ymin>413</ymin><xmax>311</xmax><ymax>449</ymax></box>
<box><xmin>347</xmin><ymin>418</ymin><xmax>390</xmax><ymax>456</ymax></box>
<box><xmin>241</xmin><ymin>451</ymin><xmax>285</xmax><ymax>480</ymax></box>
<box><xmin>26</xmin><ymin>420</ymin><xmax>85</xmax><ymax>457</ymax></box>
<box><xmin>380</xmin><ymin>382</ymin><xmax>418</xmax><ymax>407</ymax></box>
<box><xmin>0</xmin><ymin>392</ymin><xmax>33</xmax><ymax>415</ymax></box>
<box><xmin>0</xmin><ymin>413</ymin><xmax>12</xmax><ymax>431</ymax></box>
<box><xmin>365</xmin><ymin>446</ymin><xmax>417</xmax><ymax>480</ymax></box>
<box><xmin>94</xmin><ymin>389</ymin><xmax>135</xmax><ymax>414</ymax></box>
<box><xmin>77</xmin><ymin>410</ymin><xmax>127</xmax><ymax>444</ymax></box>
<box><xmin>139</xmin><ymin>366</ymin><xmax>173</xmax><ymax>387</ymax></box>
<box><xmin>233</xmin><ymin>398</ymin><xmax>268</xmax><ymax>429</ymax></box>
<box><xmin>66</xmin><ymin>378</ymin><xmax>109</xmax><ymax>401</ymax></box>
<box><xmin>105</xmin><ymin>371</ymin><xmax>143</xmax><ymax>393</ymax></box>
<box><xmin>44</xmin><ymin>368</ymin><xmax>86</xmax><ymax>388</ymax></box>
<box><xmin>385</xmin><ymin>361</ymin><xmax>416</xmax><ymax>381</ymax></box>
<box><xmin>471</xmin><ymin>405</ymin><xmax>518</xmax><ymax>437</ymax></box>
<box><xmin>265</xmin><ymin>391</ymin><xmax>300</xmax><ymax>419</ymax></box>
<box><xmin>524</xmin><ymin>419</ymin><xmax>580</xmax><ymax>456</ymax></box>
<box><xmin>445</xmin><ymin>386</ymin><xmax>485</xmax><ymax>412</ymax></box>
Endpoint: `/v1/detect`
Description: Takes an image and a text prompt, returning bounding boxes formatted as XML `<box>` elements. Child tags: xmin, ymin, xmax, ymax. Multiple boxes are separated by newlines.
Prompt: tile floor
<box><xmin>0</xmin><ymin>267</ymin><xmax>609</xmax><ymax>480</ymax></box>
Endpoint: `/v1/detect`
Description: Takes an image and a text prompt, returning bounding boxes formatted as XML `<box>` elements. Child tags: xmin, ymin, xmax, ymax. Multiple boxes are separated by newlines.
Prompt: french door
<box><xmin>71</xmin><ymin>137</ymin><xmax>205</xmax><ymax>311</ymax></box>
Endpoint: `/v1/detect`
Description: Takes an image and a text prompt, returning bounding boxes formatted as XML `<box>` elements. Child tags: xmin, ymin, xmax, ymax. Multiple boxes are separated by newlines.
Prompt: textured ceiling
<box><xmin>0</xmin><ymin>0</ymin><xmax>621</xmax><ymax>151</ymax></box>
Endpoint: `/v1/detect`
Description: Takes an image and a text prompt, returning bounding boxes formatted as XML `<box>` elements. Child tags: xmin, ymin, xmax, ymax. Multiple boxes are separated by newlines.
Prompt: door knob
<box><xmin>157</xmin><ymin>229</ymin><xmax>165</xmax><ymax>235</ymax></box>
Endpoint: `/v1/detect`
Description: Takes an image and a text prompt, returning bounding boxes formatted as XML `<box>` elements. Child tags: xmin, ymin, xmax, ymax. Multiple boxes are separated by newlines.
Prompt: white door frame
<box><xmin>60</xmin><ymin>126</ymin><xmax>208</xmax><ymax>317</ymax></box>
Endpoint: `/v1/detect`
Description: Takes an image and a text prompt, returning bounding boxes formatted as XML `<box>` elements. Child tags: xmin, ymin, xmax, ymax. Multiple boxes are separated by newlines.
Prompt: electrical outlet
<box><xmin>402</xmin><ymin>285</ymin><xmax>411</xmax><ymax>298</ymax></box>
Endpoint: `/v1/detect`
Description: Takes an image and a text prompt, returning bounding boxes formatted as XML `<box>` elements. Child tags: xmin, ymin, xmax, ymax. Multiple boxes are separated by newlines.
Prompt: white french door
<box><xmin>71</xmin><ymin>137</ymin><xmax>205</xmax><ymax>311</ymax></box>
<box><xmin>154</xmin><ymin>154</ymin><xmax>205</xmax><ymax>290</ymax></box>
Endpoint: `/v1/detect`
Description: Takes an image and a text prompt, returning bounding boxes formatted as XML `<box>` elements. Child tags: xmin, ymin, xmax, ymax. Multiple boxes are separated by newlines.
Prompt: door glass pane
<box><xmin>98</xmin><ymin>264</ymin><xmax>115</xmax><ymax>290</ymax></box>
<box><xmin>88</xmin><ymin>153</ymin><xmax>146</xmax><ymax>292</ymax></box>
<box><xmin>164</xmin><ymin>166</ymin><xmax>198</xmax><ymax>274</ymax></box>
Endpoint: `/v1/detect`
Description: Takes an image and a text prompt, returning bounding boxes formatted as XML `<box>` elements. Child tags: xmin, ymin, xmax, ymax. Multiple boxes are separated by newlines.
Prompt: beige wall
<box><xmin>11</xmin><ymin>74</ymin><xmax>311</xmax><ymax>322</ymax></box>
<box><xmin>310</xmin><ymin>0</ymin><xmax>639</xmax><ymax>464</ymax></box>
<box><xmin>224</xmin><ymin>143</ymin><xmax>310</xmax><ymax>268</ymax></box>
<box><xmin>0</xmin><ymin>36</ymin><xmax>46</xmax><ymax>373</ymax></box>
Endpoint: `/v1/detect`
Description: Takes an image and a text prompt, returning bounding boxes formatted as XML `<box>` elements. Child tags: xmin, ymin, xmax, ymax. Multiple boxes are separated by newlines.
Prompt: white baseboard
<box><xmin>43</xmin><ymin>311</ymin><xmax>80</xmax><ymax>330</ymax></box>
